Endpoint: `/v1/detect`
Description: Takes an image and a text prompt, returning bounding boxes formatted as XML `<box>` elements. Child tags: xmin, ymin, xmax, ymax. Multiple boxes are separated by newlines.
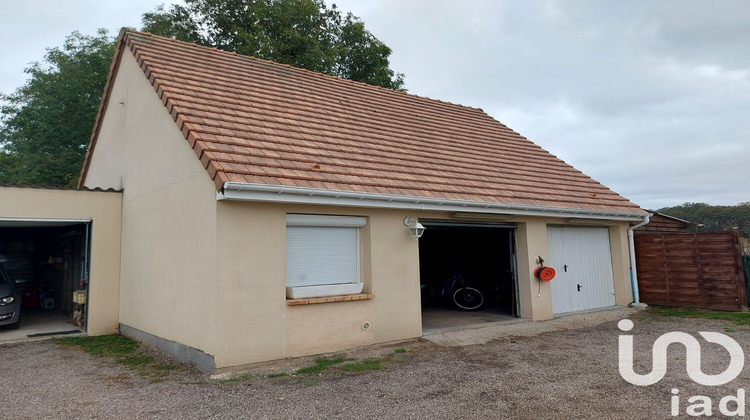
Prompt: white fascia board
<box><xmin>217</xmin><ymin>182</ymin><xmax>647</xmax><ymax>222</ymax></box>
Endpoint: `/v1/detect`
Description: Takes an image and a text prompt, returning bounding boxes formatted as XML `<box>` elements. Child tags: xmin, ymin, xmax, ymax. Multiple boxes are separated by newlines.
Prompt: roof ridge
<box><xmin>123</xmin><ymin>29</ymin><xmax>488</xmax><ymax>114</ymax></box>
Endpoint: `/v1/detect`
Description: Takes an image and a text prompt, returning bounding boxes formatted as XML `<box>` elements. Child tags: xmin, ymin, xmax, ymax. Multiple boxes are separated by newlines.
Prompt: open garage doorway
<box><xmin>418</xmin><ymin>220</ymin><xmax>519</xmax><ymax>333</ymax></box>
<box><xmin>0</xmin><ymin>220</ymin><xmax>90</xmax><ymax>342</ymax></box>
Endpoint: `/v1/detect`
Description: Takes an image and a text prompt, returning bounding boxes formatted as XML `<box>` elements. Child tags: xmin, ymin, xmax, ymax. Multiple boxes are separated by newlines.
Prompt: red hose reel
<box><xmin>534</xmin><ymin>256</ymin><xmax>556</xmax><ymax>282</ymax></box>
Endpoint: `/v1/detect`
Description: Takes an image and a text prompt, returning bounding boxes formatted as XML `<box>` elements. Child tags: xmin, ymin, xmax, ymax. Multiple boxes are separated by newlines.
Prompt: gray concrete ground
<box><xmin>423</xmin><ymin>306</ymin><xmax>638</xmax><ymax>345</ymax></box>
<box><xmin>1</xmin><ymin>310</ymin><xmax>749</xmax><ymax>419</ymax></box>
<box><xmin>421</xmin><ymin>305</ymin><xmax>518</xmax><ymax>334</ymax></box>
<box><xmin>0</xmin><ymin>309</ymin><xmax>83</xmax><ymax>344</ymax></box>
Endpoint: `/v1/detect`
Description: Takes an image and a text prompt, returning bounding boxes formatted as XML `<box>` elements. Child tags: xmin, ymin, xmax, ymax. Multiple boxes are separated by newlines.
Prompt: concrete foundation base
<box><xmin>119</xmin><ymin>324</ymin><xmax>216</xmax><ymax>373</ymax></box>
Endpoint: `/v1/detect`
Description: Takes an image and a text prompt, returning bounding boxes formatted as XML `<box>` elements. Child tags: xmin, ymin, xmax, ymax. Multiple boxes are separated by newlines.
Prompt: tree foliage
<box><xmin>0</xmin><ymin>1</ymin><xmax>403</xmax><ymax>186</ymax></box>
<box><xmin>657</xmin><ymin>202</ymin><xmax>750</xmax><ymax>238</ymax></box>
<box><xmin>0</xmin><ymin>30</ymin><xmax>115</xmax><ymax>186</ymax></box>
<box><xmin>141</xmin><ymin>0</ymin><xmax>405</xmax><ymax>90</ymax></box>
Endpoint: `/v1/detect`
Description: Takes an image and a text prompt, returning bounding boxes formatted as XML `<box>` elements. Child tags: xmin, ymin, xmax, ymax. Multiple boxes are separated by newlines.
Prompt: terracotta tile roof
<box><xmin>80</xmin><ymin>30</ymin><xmax>644</xmax><ymax>214</ymax></box>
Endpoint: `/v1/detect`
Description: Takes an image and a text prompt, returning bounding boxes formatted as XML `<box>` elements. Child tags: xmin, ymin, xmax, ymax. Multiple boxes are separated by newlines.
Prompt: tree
<box><xmin>335</xmin><ymin>13</ymin><xmax>404</xmax><ymax>89</ymax></box>
<box><xmin>657</xmin><ymin>202</ymin><xmax>750</xmax><ymax>238</ymax></box>
<box><xmin>0</xmin><ymin>30</ymin><xmax>115</xmax><ymax>186</ymax></box>
<box><xmin>142</xmin><ymin>0</ymin><xmax>405</xmax><ymax>90</ymax></box>
<box><xmin>141</xmin><ymin>4</ymin><xmax>206</xmax><ymax>46</ymax></box>
<box><xmin>0</xmin><ymin>2</ymin><xmax>403</xmax><ymax>186</ymax></box>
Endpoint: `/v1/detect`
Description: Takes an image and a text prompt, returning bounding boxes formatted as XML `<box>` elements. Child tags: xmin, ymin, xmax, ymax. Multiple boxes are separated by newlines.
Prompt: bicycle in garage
<box><xmin>420</xmin><ymin>270</ymin><xmax>485</xmax><ymax>311</ymax></box>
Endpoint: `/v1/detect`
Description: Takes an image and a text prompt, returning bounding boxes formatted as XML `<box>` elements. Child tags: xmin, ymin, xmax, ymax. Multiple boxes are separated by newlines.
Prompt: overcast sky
<box><xmin>1</xmin><ymin>1</ymin><xmax>748</xmax><ymax>209</ymax></box>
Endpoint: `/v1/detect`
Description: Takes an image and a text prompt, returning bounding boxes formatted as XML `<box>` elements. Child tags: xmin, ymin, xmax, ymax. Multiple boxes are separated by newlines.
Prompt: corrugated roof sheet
<box><xmin>80</xmin><ymin>30</ymin><xmax>643</xmax><ymax>214</ymax></box>
<box><xmin>0</xmin><ymin>183</ymin><xmax>121</xmax><ymax>193</ymax></box>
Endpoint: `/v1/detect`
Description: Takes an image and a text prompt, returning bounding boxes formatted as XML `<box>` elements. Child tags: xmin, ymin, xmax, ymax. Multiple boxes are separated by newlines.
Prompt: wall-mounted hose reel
<box><xmin>534</xmin><ymin>256</ymin><xmax>556</xmax><ymax>282</ymax></box>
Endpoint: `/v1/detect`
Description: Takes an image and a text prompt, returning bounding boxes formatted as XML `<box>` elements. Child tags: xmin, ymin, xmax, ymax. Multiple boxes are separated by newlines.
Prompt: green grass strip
<box><xmin>294</xmin><ymin>357</ymin><xmax>351</xmax><ymax>375</ymax></box>
<box><xmin>340</xmin><ymin>359</ymin><xmax>387</xmax><ymax>372</ymax></box>
<box><xmin>647</xmin><ymin>307</ymin><xmax>750</xmax><ymax>325</ymax></box>
<box><xmin>55</xmin><ymin>335</ymin><xmax>177</xmax><ymax>380</ymax></box>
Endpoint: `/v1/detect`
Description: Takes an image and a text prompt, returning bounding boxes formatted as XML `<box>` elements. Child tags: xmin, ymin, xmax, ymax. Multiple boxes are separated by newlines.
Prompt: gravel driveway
<box><xmin>2</xmin><ymin>311</ymin><xmax>749</xmax><ymax>419</ymax></box>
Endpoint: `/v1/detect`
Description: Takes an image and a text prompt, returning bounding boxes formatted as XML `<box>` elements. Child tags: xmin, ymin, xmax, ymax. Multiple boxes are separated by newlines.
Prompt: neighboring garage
<box><xmin>0</xmin><ymin>185</ymin><xmax>122</xmax><ymax>342</ymax></box>
<box><xmin>0</xmin><ymin>221</ymin><xmax>90</xmax><ymax>333</ymax></box>
<box><xmin>418</xmin><ymin>220</ymin><xmax>519</xmax><ymax>332</ymax></box>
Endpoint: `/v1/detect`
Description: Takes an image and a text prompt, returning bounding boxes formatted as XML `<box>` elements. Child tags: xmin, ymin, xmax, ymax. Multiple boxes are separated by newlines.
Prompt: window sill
<box><xmin>287</xmin><ymin>293</ymin><xmax>375</xmax><ymax>306</ymax></box>
<box><xmin>286</xmin><ymin>283</ymin><xmax>363</xmax><ymax>299</ymax></box>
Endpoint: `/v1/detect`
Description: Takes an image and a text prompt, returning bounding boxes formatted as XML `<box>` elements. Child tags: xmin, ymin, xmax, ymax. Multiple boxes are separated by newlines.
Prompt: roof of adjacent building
<box><xmin>80</xmin><ymin>29</ymin><xmax>644</xmax><ymax>215</ymax></box>
<box><xmin>634</xmin><ymin>210</ymin><xmax>702</xmax><ymax>232</ymax></box>
<box><xmin>646</xmin><ymin>210</ymin><xmax>693</xmax><ymax>225</ymax></box>
<box><xmin>0</xmin><ymin>183</ymin><xmax>121</xmax><ymax>193</ymax></box>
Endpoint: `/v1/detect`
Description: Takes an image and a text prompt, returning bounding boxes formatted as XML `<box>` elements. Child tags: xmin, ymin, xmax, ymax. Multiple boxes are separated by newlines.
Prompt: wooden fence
<box><xmin>635</xmin><ymin>231</ymin><xmax>747</xmax><ymax>311</ymax></box>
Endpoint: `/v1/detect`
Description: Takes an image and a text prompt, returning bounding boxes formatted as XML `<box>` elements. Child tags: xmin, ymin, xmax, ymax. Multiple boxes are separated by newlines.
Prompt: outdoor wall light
<box><xmin>403</xmin><ymin>216</ymin><xmax>425</xmax><ymax>239</ymax></box>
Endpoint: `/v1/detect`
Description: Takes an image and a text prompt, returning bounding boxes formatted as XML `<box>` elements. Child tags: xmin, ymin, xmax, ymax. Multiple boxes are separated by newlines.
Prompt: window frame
<box><xmin>285</xmin><ymin>214</ymin><xmax>366</xmax><ymax>299</ymax></box>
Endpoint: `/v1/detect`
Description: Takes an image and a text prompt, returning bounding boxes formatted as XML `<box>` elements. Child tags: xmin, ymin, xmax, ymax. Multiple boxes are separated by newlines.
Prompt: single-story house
<box><xmin>2</xmin><ymin>29</ymin><xmax>648</xmax><ymax>372</ymax></box>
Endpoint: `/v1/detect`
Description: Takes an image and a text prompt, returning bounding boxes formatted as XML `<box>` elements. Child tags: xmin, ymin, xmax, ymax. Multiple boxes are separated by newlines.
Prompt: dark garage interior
<box><xmin>418</xmin><ymin>221</ymin><xmax>518</xmax><ymax>332</ymax></box>
<box><xmin>0</xmin><ymin>222</ymin><xmax>89</xmax><ymax>340</ymax></box>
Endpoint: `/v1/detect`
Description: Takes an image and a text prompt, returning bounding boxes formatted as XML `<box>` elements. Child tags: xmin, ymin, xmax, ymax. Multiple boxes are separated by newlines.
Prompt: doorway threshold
<box><xmin>422</xmin><ymin>308</ymin><xmax>527</xmax><ymax>336</ymax></box>
<box><xmin>423</xmin><ymin>306</ymin><xmax>638</xmax><ymax>347</ymax></box>
<box><xmin>423</xmin><ymin>316</ymin><xmax>527</xmax><ymax>336</ymax></box>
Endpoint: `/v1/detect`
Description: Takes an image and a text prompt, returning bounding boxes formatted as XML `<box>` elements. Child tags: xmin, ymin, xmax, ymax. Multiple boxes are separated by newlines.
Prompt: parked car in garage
<box><xmin>0</xmin><ymin>262</ymin><xmax>22</xmax><ymax>329</ymax></box>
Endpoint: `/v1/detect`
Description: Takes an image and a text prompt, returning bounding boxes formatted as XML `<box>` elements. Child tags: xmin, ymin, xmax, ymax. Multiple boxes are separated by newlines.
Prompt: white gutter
<box><xmin>217</xmin><ymin>182</ymin><xmax>647</xmax><ymax>222</ymax></box>
<box><xmin>0</xmin><ymin>217</ymin><xmax>92</xmax><ymax>224</ymax></box>
<box><xmin>627</xmin><ymin>213</ymin><xmax>651</xmax><ymax>304</ymax></box>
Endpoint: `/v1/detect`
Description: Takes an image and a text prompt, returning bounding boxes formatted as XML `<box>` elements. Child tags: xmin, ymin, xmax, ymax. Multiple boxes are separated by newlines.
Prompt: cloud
<box><xmin>0</xmin><ymin>0</ymin><xmax>182</xmax><ymax>97</ymax></box>
<box><xmin>1</xmin><ymin>0</ymin><xmax>747</xmax><ymax>208</ymax></box>
<box><xmin>335</xmin><ymin>0</ymin><xmax>750</xmax><ymax>208</ymax></box>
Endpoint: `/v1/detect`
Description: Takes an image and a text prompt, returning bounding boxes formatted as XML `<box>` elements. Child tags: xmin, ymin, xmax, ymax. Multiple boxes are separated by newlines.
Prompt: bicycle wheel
<box><xmin>452</xmin><ymin>287</ymin><xmax>484</xmax><ymax>311</ymax></box>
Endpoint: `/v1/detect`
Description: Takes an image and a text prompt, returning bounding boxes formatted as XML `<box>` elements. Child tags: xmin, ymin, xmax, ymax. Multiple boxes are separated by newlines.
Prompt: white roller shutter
<box><xmin>286</xmin><ymin>226</ymin><xmax>359</xmax><ymax>287</ymax></box>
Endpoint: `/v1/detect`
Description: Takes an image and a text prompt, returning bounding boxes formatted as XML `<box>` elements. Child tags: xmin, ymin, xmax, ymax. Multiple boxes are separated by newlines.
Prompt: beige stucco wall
<box><xmin>211</xmin><ymin>200</ymin><xmax>634</xmax><ymax>368</ymax></box>
<box><xmin>213</xmin><ymin>201</ymin><xmax>422</xmax><ymax>369</ymax></box>
<box><xmin>514</xmin><ymin>218</ymin><xmax>554</xmax><ymax>320</ymax></box>
<box><xmin>609</xmin><ymin>223</ymin><xmax>633</xmax><ymax>306</ymax></box>
<box><xmin>82</xmin><ymin>51</ymin><xmax>219</xmax><ymax>355</ymax></box>
<box><xmin>0</xmin><ymin>186</ymin><xmax>122</xmax><ymax>335</ymax></box>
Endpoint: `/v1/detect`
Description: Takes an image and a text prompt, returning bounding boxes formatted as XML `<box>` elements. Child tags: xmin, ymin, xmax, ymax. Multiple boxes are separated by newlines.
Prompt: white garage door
<box><xmin>547</xmin><ymin>226</ymin><xmax>615</xmax><ymax>314</ymax></box>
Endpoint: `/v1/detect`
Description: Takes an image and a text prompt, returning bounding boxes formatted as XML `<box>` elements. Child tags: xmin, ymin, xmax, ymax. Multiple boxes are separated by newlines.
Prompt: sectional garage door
<box><xmin>547</xmin><ymin>226</ymin><xmax>615</xmax><ymax>314</ymax></box>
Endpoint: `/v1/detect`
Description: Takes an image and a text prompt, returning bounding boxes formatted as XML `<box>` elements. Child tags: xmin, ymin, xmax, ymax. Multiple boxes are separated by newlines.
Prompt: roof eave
<box><xmin>77</xmin><ymin>28</ymin><xmax>131</xmax><ymax>188</ymax></box>
<box><xmin>218</xmin><ymin>182</ymin><xmax>647</xmax><ymax>222</ymax></box>
<box><xmin>645</xmin><ymin>210</ymin><xmax>694</xmax><ymax>225</ymax></box>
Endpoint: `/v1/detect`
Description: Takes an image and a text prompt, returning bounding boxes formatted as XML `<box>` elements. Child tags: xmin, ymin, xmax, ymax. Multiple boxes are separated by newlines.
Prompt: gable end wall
<box><xmin>82</xmin><ymin>50</ymin><xmax>218</xmax><ymax>360</ymax></box>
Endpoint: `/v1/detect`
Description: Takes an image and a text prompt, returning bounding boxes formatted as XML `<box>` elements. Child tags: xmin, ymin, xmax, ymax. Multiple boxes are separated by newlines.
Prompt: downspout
<box><xmin>628</xmin><ymin>213</ymin><xmax>651</xmax><ymax>306</ymax></box>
